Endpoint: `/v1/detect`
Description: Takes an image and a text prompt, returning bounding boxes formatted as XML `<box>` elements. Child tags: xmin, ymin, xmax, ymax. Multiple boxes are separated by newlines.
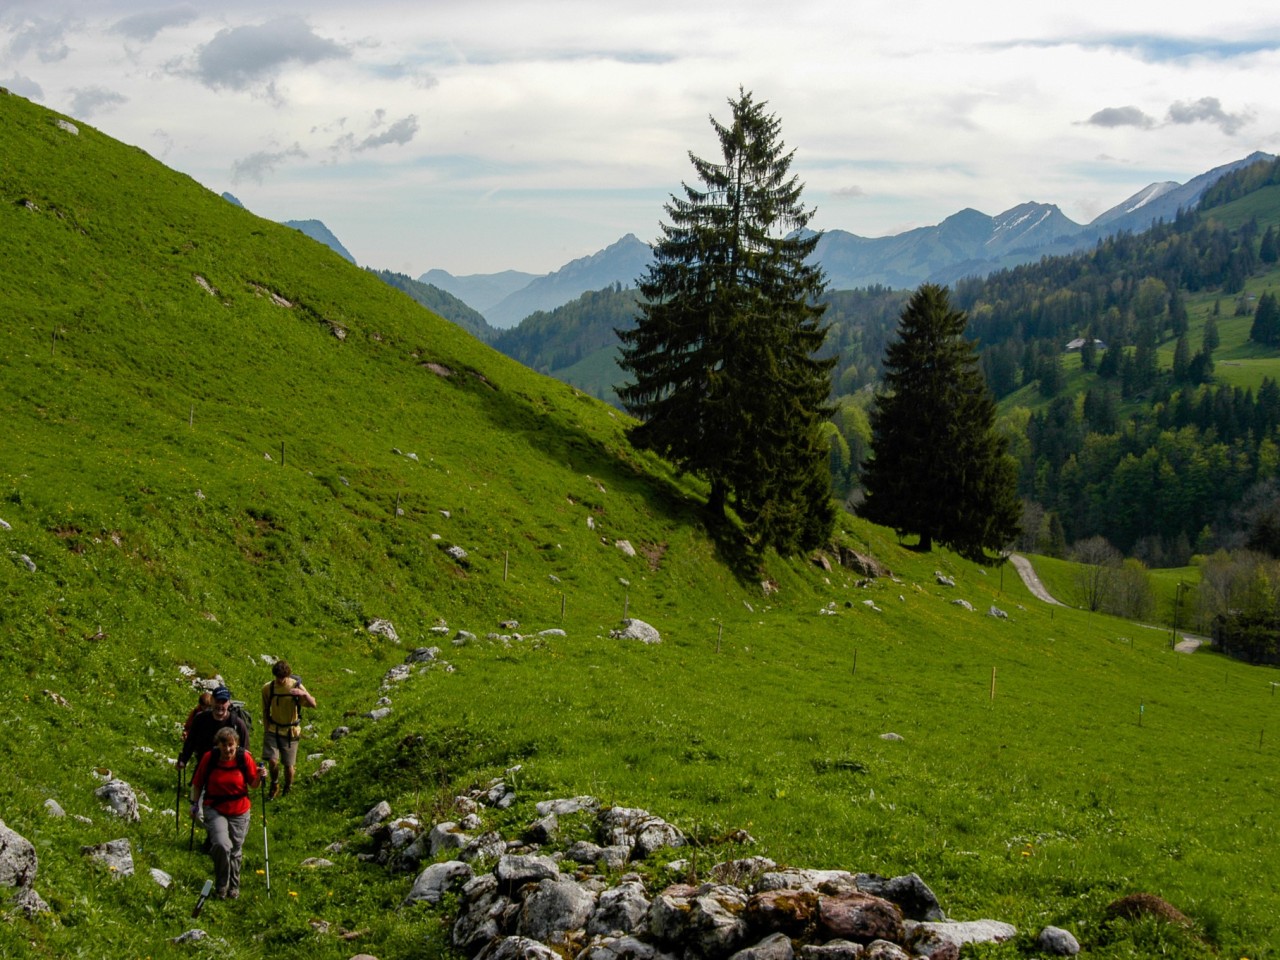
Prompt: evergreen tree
<box><xmin>618</xmin><ymin>89</ymin><xmax>835</xmax><ymax>555</ymax></box>
<box><xmin>1202</xmin><ymin>315</ymin><xmax>1220</xmax><ymax>353</ymax></box>
<box><xmin>1172</xmin><ymin>334</ymin><xmax>1191</xmax><ymax>383</ymax></box>
<box><xmin>1251</xmin><ymin>292</ymin><xmax>1280</xmax><ymax>347</ymax></box>
<box><xmin>1262</xmin><ymin>225</ymin><xmax>1279</xmax><ymax>265</ymax></box>
<box><xmin>860</xmin><ymin>284</ymin><xmax>1020</xmax><ymax>560</ymax></box>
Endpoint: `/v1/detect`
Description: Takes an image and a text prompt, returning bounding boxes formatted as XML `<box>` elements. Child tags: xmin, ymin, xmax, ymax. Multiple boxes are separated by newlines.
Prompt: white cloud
<box><xmin>111</xmin><ymin>7</ymin><xmax>198</xmax><ymax>43</ymax></box>
<box><xmin>231</xmin><ymin>144</ymin><xmax>307</xmax><ymax>184</ymax></box>
<box><xmin>184</xmin><ymin>16</ymin><xmax>350</xmax><ymax>92</ymax></box>
<box><xmin>69</xmin><ymin>85</ymin><xmax>127</xmax><ymax>117</ymax></box>
<box><xmin>1166</xmin><ymin>96</ymin><xmax>1254</xmax><ymax>135</ymax></box>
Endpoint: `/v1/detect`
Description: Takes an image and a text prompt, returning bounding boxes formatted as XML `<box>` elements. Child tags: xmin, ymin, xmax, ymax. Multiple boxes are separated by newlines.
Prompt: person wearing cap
<box><xmin>178</xmin><ymin>686</ymin><xmax>251</xmax><ymax>771</ymax></box>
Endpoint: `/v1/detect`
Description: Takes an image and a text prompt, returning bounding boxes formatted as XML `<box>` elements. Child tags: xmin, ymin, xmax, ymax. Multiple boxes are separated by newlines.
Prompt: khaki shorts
<box><xmin>262</xmin><ymin>728</ymin><xmax>300</xmax><ymax>766</ymax></box>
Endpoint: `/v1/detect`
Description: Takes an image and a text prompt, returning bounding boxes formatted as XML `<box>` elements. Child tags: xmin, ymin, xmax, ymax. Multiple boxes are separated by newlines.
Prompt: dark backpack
<box><xmin>228</xmin><ymin>701</ymin><xmax>254</xmax><ymax>737</ymax></box>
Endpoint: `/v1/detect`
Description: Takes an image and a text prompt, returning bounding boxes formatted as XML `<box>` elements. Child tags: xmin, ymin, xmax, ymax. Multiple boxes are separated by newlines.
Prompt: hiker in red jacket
<box><xmin>190</xmin><ymin>725</ymin><xmax>261</xmax><ymax>900</ymax></box>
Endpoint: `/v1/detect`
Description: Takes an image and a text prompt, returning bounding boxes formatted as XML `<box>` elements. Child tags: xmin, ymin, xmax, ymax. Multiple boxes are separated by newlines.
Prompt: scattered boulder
<box><xmin>987</xmin><ymin>607</ymin><xmax>1008</xmax><ymax>620</ymax></box>
<box><xmin>950</xmin><ymin>600</ymin><xmax>974</xmax><ymax>612</ymax></box>
<box><xmin>331</xmin><ymin>725</ymin><xmax>351</xmax><ymax>741</ymax></box>
<box><xmin>150</xmin><ymin>868</ymin><xmax>173</xmax><ymax>888</ymax></box>
<box><xmin>615</xmin><ymin>540</ymin><xmax>637</xmax><ymax>557</ymax></box>
<box><xmin>934</xmin><ymin>573</ymin><xmax>955</xmax><ymax>587</ymax></box>
<box><xmin>367</xmin><ymin>618</ymin><xmax>399</xmax><ymax>642</ymax></box>
<box><xmin>312</xmin><ymin>759</ymin><xmax>337</xmax><ymax>779</ymax></box>
<box><xmin>731</xmin><ymin>931</ymin><xmax>795</xmax><ymax>960</ymax></box>
<box><xmin>43</xmin><ymin>799</ymin><xmax>65</xmax><ymax>817</ymax></box>
<box><xmin>95</xmin><ymin>779</ymin><xmax>140</xmax><ymax>822</ymax></box>
<box><xmin>0</xmin><ymin>821</ymin><xmax>38</xmax><ymax>888</ymax></box>
<box><xmin>519</xmin><ymin>875</ymin><xmax>598</xmax><ymax>943</ymax></box>
<box><xmin>610</xmin><ymin>619</ymin><xmax>661</xmax><ymax>644</ymax></box>
<box><xmin>11</xmin><ymin>885</ymin><xmax>49</xmax><ymax>917</ymax></box>
<box><xmin>364</xmin><ymin>801</ymin><xmax>393</xmax><ymax>830</ymax></box>
<box><xmin>1036</xmin><ymin>925</ymin><xmax>1080</xmax><ymax>955</ymax></box>
<box><xmin>82</xmin><ymin>838</ymin><xmax>134</xmax><ymax>878</ymax></box>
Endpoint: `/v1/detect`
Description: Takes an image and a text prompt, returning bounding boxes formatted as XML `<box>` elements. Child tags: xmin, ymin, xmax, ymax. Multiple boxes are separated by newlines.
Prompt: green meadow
<box><xmin>2</xmin><ymin>90</ymin><xmax>1280</xmax><ymax>959</ymax></box>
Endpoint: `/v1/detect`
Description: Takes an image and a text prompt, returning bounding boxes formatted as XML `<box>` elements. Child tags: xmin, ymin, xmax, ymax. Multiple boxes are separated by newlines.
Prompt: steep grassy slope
<box><xmin>3</xmin><ymin>92</ymin><xmax>1280</xmax><ymax>960</ymax></box>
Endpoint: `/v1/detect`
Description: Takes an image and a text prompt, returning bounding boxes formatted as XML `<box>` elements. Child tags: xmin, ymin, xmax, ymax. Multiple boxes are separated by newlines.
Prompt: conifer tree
<box><xmin>859</xmin><ymin>284</ymin><xmax>1020</xmax><ymax>560</ymax></box>
<box><xmin>618</xmin><ymin>89</ymin><xmax>835</xmax><ymax>555</ymax></box>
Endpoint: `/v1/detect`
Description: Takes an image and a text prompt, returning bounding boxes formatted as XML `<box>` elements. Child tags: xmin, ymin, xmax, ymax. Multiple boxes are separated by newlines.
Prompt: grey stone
<box><xmin>43</xmin><ymin>799</ymin><xmax>65</xmax><ymax>817</ymax></box>
<box><xmin>475</xmin><ymin>936</ymin><xmax>559</xmax><ymax>960</ymax></box>
<box><xmin>755</xmin><ymin>869</ymin><xmax>858</xmax><ymax>895</ymax></box>
<box><xmin>854</xmin><ymin>872</ymin><xmax>944</xmax><ymax>922</ymax></box>
<box><xmin>587</xmin><ymin>880</ymin><xmax>651</xmax><ymax>937</ymax></box>
<box><xmin>863</xmin><ymin>942</ymin><xmax>910</xmax><ymax>960</ymax></box>
<box><xmin>366</xmin><ymin>707</ymin><xmax>393</xmax><ymax>721</ymax></box>
<box><xmin>150</xmin><ymin>868</ymin><xmax>173</xmax><ymax>888</ymax></box>
<box><xmin>463</xmin><ymin>831</ymin><xmax>509</xmax><ymax>863</ymax></box>
<box><xmin>312</xmin><ymin>758</ymin><xmax>337</xmax><ymax>778</ymax></box>
<box><xmin>367</xmin><ymin>618</ymin><xmax>399</xmax><ymax>641</ymax></box>
<box><xmin>82</xmin><ymin>838</ymin><xmax>134</xmax><ymax>878</ymax></box>
<box><xmin>610</xmin><ymin>619</ymin><xmax>661</xmax><ymax>644</ymax></box>
<box><xmin>408</xmin><ymin>646</ymin><xmax>442</xmax><ymax>662</ymax></box>
<box><xmin>364</xmin><ymin>800</ymin><xmax>393</xmax><ymax>829</ymax></box>
<box><xmin>987</xmin><ymin>606</ymin><xmax>1009</xmax><ymax>619</ymax></box>
<box><xmin>0</xmin><ymin>821</ymin><xmax>37</xmax><ymax>888</ymax></box>
<box><xmin>577</xmin><ymin>934</ymin><xmax>673</xmax><ymax>960</ymax></box>
<box><xmin>911</xmin><ymin>919</ymin><xmax>1016</xmax><ymax>949</ymax></box>
<box><xmin>730</xmin><ymin>932</ymin><xmax>795</xmax><ymax>960</ymax></box>
<box><xmin>649</xmin><ymin>883</ymin><xmax>751</xmax><ymax>957</ymax></box>
<box><xmin>430</xmin><ymin>822</ymin><xmax>472</xmax><ymax>856</ymax></box>
<box><xmin>798</xmin><ymin>941</ymin><xmax>864</xmax><ymax>960</ymax></box>
<box><xmin>330</xmin><ymin>725</ymin><xmax>351</xmax><ymax>740</ymax></box>
<box><xmin>519</xmin><ymin>875</ymin><xmax>598</xmax><ymax>943</ymax></box>
<box><xmin>12</xmin><ymin>885</ymin><xmax>49</xmax><ymax>917</ymax></box>
<box><xmin>526</xmin><ymin>813</ymin><xmax>558</xmax><ymax>844</ymax></box>
<box><xmin>496</xmin><ymin>853</ymin><xmax>560</xmax><ymax>891</ymax></box>
<box><xmin>94</xmin><ymin>779</ymin><xmax>140</xmax><ymax>822</ymax></box>
<box><xmin>453</xmin><ymin>874</ymin><xmax>511</xmax><ymax>953</ymax></box>
<box><xmin>536</xmin><ymin>796</ymin><xmax>599</xmax><ymax>817</ymax></box>
<box><xmin>404</xmin><ymin>860</ymin><xmax>473</xmax><ymax>906</ymax></box>
<box><xmin>1036</xmin><ymin>925</ymin><xmax>1080</xmax><ymax>956</ymax></box>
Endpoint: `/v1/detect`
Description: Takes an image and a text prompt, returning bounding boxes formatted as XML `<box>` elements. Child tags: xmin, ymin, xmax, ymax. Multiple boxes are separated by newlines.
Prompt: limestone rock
<box><xmin>404</xmin><ymin>860</ymin><xmax>473</xmax><ymax>906</ymax></box>
<box><xmin>609</xmin><ymin>619</ymin><xmax>661</xmax><ymax>644</ymax></box>
<box><xmin>587</xmin><ymin>880</ymin><xmax>651</xmax><ymax>937</ymax></box>
<box><xmin>0</xmin><ymin>822</ymin><xmax>37</xmax><ymax>888</ymax></box>
<box><xmin>518</xmin><ymin>875</ymin><xmax>598</xmax><ymax>943</ymax></box>
<box><xmin>82</xmin><ymin>838</ymin><xmax>134</xmax><ymax>878</ymax></box>
<box><xmin>730</xmin><ymin>932</ymin><xmax>795</xmax><ymax>960</ymax></box>
<box><xmin>95</xmin><ymin>779</ymin><xmax>140</xmax><ymax>822</ymax></box>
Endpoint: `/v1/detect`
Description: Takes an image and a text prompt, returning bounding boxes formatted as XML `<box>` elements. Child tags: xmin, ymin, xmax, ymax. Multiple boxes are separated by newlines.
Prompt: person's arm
<box><xmin>177</xmin><ymin>714</ymin><xmax>199</xmax><ymax>768</ymax></box>
<box><xmin>245</xmin><ymin>753</ymin><xmax>263</xmax><ymax>788</ymax></box>
<box><xmin>189</xmin><ymin>752</ymin><xmax>210</xmax><ymax>803</ymax></box>
<box><xmin>293</xmin><ymin>681</ymin><xmax>317</xmax><ymax>709</ymax></box>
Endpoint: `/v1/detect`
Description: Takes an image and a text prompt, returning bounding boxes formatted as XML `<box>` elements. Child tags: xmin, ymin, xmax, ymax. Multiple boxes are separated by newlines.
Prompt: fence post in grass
<box><xmin>503</xmin><ymin>551</ymin><xmax>509</xmax><ymax>582</ymax></box>
<box><xmin>1139</xmin><ymin>703</ymin><xmax>1144</xmax><ymax>728</ymax></box>
<box><xmin>51</xmin><ymin>329</ymin><xmax>56</xmax><ymax>357</ymax></box>
<box><xmin>1261</xmin><ymin>728</ymin><xmax>1265</xmax><ymax>751</ymax></box>
<box><xmin>280</xmin><ymin>441</ymin><xmax>285</xmax><ymax>467</ymax></box>
<box><xmin>716</xmin><ymin>622</ymin><xmax>723</xmax><ymax>654</ymax></box>
<box><xmin>623</xmin><ymin>590</ymin><xmax>629</xmax><ymax>620</ymax></box>
<box><xmin>990</xmin><ymin>666</ymin><xmax>996</xmax><ymax>701</ymax></box>
<box><xmin>560</xmin><ymin>592</ymin><xmax>565</xmax><ymax>619</ymax></box>
<box><xmin>189</xmin><ymin>405</ymin><xmax>194</xmax><ymax>428</ymax></box>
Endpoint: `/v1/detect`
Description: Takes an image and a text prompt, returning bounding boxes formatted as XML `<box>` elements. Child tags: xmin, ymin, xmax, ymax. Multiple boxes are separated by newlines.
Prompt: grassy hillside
<box><xmin>3</xmin><ymin>91</ymin><xmax>1280</xmax><ymax>960</ymax></box>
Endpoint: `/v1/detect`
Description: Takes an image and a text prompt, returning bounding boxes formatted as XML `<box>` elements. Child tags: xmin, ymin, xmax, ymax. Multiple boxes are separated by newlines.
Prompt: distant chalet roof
<box><xmin>1065</xmin><ymin>337</ymin><xmax>1107</xmax><ymax>351</ymax></box>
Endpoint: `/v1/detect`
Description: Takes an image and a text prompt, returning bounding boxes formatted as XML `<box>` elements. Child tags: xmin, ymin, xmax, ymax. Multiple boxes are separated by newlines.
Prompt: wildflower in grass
<box><xmin>256</xmin><ymin>869</ymin><xmax>264</xmax><ymax>875</ymax></box>
<box><xmin>289</xmin><ymin>891</ymin><xmax>298</xmax><ymax>897</ymax></box>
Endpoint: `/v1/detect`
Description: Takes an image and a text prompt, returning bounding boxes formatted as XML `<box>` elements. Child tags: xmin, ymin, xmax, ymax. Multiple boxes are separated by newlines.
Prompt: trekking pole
<box><xmin>261</xmin><ymin>776</ymin><xmax>271</xmax><ymax>897</ymax></box>
<box><xmin>175</xmin><ymin>765</ymin><xmax>183</xmax><ymax>839</ymax></box>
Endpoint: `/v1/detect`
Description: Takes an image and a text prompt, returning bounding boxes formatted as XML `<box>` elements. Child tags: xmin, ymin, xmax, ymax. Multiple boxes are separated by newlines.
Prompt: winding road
<box><xmin>1007</xmin><ymin>552</ymin><xmax>1204</xmax><ymax>652</ymax></box>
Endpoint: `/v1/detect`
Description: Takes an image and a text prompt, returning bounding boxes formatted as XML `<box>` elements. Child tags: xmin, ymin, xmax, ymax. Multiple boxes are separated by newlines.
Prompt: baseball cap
<box><xmin>212</xmin><ymin>686</ymin><xmax>231</xmax><ymax>702</ymax></box>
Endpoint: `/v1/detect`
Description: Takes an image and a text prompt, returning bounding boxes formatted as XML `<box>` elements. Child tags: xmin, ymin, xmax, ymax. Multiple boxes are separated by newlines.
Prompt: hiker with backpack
<box><xmin>189</xmin><ymin>725</ymin><xmax>261</xmax><ymax>900</ymax></box>
<box><xmin>177</xmin><ymin>686</ymin><xmax>251</xmax><ymax>772</ymax></box>
<box><xmin>260</xmin><ymin>660</ymin><xmax>315</xmax><ymax>799</ymax></box>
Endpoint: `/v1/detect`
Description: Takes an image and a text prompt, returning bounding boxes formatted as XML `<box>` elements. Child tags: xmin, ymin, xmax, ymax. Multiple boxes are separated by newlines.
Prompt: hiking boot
<box><xmin>227</xmin><ymin>888</ymin><xmax>240</xmax><ymax>900</ymax></box>
<box><xmin>281</xmin><ymin>784</ymin><xmax>291</xmax><ymax>798</ymax></box>
<box><xmin>216</xmin><ymin>887</ymin><xmax>229</xmax><ymax>900</ymax></box>
<box><xmin>268</xmin><ymin>781</ymin><xmax>281</xmax><ymax>800</ymax></box>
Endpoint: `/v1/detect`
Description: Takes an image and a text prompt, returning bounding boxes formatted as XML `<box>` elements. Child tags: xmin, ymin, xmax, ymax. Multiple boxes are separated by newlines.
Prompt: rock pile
<box><xmin>388</xmin><ymin>795</ymin><xmax>1027</xmax><ymax>960</ymax></box>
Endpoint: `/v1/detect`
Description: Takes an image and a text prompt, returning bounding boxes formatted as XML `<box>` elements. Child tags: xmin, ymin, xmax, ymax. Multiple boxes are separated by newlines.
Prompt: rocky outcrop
<box><xmin>403</xmin><ymin>798</ymin><xmax>1016</xmax><ymax>960</ymax></box>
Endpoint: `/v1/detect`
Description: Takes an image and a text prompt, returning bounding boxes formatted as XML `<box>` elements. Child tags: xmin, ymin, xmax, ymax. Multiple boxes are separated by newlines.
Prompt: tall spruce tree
<box><xmin>859</xmin><ymin>284</ymin><xmax>1020</xmax><ymax>561</ymax></box>
<box><xmin>617</xmin><ymin>89</ymin><xmax>836</xmax><ymax>555</ymax></box>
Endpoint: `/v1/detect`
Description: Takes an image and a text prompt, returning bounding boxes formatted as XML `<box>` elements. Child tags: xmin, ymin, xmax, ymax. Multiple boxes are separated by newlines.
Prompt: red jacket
<box><xmin>192</xmin><ymin>749</ymin><xmax>260</xmax><ymax>816</ymax></box>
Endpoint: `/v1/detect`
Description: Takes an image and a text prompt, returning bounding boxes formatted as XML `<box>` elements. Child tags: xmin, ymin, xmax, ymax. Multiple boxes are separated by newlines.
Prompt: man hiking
<box><xmin>178</xmin><ymin>686</ymin><xmax>250</xmax><ymax>772</ymax></box>
<box><xmin>261</xmin><ymin>660</ymin><xmax>315</xmax><ymax>799</ymax></box>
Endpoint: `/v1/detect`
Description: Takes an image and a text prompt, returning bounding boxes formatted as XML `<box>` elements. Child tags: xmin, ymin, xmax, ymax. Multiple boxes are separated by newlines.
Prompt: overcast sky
<box><xmin>5</xmin><ymin>2</ymin><xmax>1279</xmax><ymax>277</ymax></box>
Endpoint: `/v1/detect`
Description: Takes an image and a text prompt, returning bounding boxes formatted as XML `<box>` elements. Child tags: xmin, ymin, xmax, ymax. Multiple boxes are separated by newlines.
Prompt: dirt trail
<box><xmin>1008</xmin><ymin>553</ymin><xmax>1064</xmax><ymax>605</ymax></box>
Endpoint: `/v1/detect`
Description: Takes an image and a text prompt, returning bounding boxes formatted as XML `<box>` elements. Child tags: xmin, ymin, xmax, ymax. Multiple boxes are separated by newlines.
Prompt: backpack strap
<box><xmin>202</xmin><ymin>749</ymin><xmax>251</xmax><ymax>805</ymax></box>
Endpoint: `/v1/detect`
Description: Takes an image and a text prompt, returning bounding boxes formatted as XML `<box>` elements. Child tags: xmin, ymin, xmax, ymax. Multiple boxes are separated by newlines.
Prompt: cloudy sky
<box><xmin>4</xmin><ymin>1</ymin><xmax>1279</xmax><ymax>277</ymax></box>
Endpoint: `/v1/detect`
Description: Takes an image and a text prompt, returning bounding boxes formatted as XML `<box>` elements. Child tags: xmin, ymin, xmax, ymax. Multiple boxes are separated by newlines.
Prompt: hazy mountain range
<box><xmin>237</xmin><ymin>152</ymin><xmax>1273</xmax><ymax>329</ymax></box>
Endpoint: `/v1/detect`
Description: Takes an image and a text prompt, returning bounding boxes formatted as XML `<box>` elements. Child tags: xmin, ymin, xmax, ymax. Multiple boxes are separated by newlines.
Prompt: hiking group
<box><xmin>177</xmin><ymin>660</ymin><xmax>316</xmax><ymax>903</ymax></box>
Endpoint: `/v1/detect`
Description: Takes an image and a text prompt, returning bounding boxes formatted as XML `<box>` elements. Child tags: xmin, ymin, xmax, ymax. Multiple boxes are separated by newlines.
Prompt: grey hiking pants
<box><xmin>203</xmin><ymin>806</ymin><xmax>249</xmax><ymax>895</ymax></box>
